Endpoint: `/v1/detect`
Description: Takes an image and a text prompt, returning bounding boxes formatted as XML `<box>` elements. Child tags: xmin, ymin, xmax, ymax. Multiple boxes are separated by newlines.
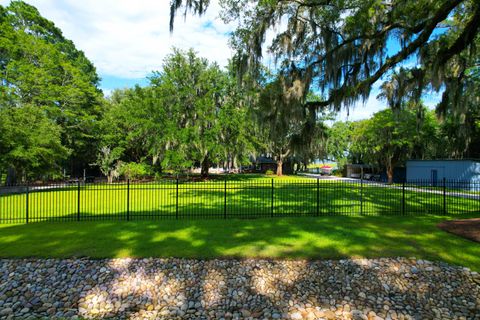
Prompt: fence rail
<box><xmin>0</xmin><ymin>178</ymin><xmax>479</xmax><ymax>223</ymax></box>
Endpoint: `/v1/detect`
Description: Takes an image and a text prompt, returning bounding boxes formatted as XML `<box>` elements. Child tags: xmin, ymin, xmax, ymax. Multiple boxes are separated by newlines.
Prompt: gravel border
<box><xmin>0</xmin><ymin>257</ymin><xmax>479</xmax><ymax>319</ymax></box>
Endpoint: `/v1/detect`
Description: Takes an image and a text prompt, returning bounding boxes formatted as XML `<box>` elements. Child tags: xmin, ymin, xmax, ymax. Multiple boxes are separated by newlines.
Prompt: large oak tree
<box><xmin>0</xmin><ymin>1</ymin><xmax>103</xmax><ymax>181</ymax></box>
<box><xmin>170</xmin><ymin>0</ymin><xmax>479</xmax><ymax>115</ymax></box>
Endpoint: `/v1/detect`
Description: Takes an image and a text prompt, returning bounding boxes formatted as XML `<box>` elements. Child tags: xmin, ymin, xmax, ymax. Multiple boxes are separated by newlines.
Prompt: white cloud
<box><xmin>334</xmin><ymin>83</ymin><xmax>386</xmax><ymax>121</ymax></box>
<box><xmin>0</xmin><ymin>0</ymin><xmax>234</xmax><ymax>78</ymax></box>
<box><xmin>337</xmin><ymin>95</ymin><xmax>387</xmax><ymax>121</ymax></box>
<box><xmin>336</xmin><ymin>96</ymin><xmax>387</xmax><ymax>121</ymax></box>
<box><xmin>102</xmin><ymin>88</ymin><xmax>113</xmax><ymax>98</ymax></box>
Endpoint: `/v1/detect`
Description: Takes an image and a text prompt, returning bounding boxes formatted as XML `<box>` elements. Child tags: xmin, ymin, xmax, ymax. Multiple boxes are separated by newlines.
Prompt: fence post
<box><xmin>402</xmin><ymin>180</ymin><xmax>406</xmax><ymax>215</ymax></box>
<box><xmin>77</xmin><ymin>180</ymin><xmax>81</xmax><ymax>221</ymax></box>
<box><xmin>176</xmin><ymin>178</ymin><xmax>179</xmax><ymax>220</ymax></box>
<box><xmin>25</xmin><ymin>182</ymin><xmax>29</xmax><ymax>224</ymax></box>
<box><xmin>316</xmin><ymin>178</ymin><xmax>320</xmax><ymax>216</ymax></box>
<box><xmin>360</xmin><ymin>176</ymin><xmax>363</xmax><ymax>215</ymax></box>
<box><xmin>271</xmin><ymin>179</ymin><xmax>274</xmax><ymax>218</ymax></box>
<box><xmin>126</xmin><ymin>179</ymin><xmax>130</xmax><ymax>221</ymax></box>
<box><xmin>443</xmin><ymin>177</ymin><xmax>447</xmax><ymax>215</ymax></box>
<box><xmin>224</xmin><ymin>180</ymin><xmax>227</xmax><ymax>219</ymax></box>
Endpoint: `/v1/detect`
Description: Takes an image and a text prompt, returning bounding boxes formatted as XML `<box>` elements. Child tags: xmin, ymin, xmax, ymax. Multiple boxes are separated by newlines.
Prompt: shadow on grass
<box><xmin>0</xmin><ymin>213</ymin><xmax>479</xmax><ymax>268</ymax></box>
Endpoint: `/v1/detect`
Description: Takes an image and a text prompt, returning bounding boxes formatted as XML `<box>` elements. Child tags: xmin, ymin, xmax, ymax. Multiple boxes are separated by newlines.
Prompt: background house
<box><xmin>254</xmin><ymin>156</ymin><xmax>293</xmax><ymax>174</ymax></box>
<box><xmin>406</xmin><ymin>159</ymin><xmax>480</xmax><ymax>190</ymax></box>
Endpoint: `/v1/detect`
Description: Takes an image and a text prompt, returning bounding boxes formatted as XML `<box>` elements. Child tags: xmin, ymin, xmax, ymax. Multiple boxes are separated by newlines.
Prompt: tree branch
<box><xmin>323</xmin><ymin>0</ymin><xmax>464</xmax><ymax>107</ymax></box>
<box><xmin>437</xmin><ymin>3</ymin><xmax>480</xmax><ymax>66</ymax></box>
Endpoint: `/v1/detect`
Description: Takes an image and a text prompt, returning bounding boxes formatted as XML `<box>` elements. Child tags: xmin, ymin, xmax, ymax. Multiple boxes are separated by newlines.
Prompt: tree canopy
<box><xmin>1</xmin><ymin>1</ymin><xmax>479</xmax><ymax>183</ymax></box>
<box><xmin>170</xmin><ymin>0</ymin><xmax>479</xmax><ymax>116</ymax></box>
<box><xmin>0</xmin><ymin>1</ymin><xmax>102</xmax><ymax>182</ymax></box>
<box><xmin>98</xmin><ymin>49</ymin><xmax>260</xmax><ymax>179</ymax></box>
<box><xmin>352</xmin><ymin>105</ymin><xmax>440</xmax><ymax>183</ymax></box>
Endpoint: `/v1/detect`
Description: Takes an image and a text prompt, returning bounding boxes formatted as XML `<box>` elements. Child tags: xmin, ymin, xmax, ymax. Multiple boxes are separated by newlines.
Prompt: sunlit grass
<box><xmin>0</xmin><ymin>214</ymin><xmax>478</xmax><ymax>270</ymax></box>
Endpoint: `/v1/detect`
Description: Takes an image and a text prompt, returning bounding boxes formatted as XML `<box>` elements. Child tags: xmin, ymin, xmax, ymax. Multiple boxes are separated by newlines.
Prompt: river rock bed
<box><xmin>0</xmin><ymin>257</ymin><xmax>479</xmax><ymax>319</ymax></box>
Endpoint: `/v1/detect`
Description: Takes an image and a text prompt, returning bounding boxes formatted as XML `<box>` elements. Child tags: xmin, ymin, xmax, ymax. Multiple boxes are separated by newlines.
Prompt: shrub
<box><xmin>332</xmin><ymin>169</ymin><xmax>343</xmax><ymax>177</ymax></box>
<box><xmin>265</xmin><ymin>169</ymin><xmax>275</xmax><ymax>175</ymax></box>
<box><xmin>119</xmin><ymin>162</ymin><xmax>151</xmax><ymax>181</ymax></box>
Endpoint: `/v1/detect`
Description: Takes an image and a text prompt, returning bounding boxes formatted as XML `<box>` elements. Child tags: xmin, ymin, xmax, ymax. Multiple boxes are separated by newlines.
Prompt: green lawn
<box><xmin>1</xmin><ymin>175</ymin><xmax>478</xmax><ymax>222</ymax></box>
<box><xmin>0</xmin><ymin>214</ymin><xmax>478</xmax><ymax>271</ymax></box>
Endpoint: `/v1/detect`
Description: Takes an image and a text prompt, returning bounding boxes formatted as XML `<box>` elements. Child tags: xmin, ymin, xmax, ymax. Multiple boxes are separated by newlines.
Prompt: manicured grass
<box><xmin>1</xmin><ymin>175</ymin><xmax>478</xmax><ymax>222</ymax></box>
<box><xmin>0</xmin><ymin>214</ymin><xmax>478</xmax><ymax>270</ymax></box>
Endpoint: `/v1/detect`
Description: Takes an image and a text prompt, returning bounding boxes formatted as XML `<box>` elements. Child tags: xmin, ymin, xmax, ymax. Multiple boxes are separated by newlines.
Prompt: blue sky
<box><xmin>0</xmin><ymin>0</ymin><xmax>234</xmax><ymax>93</ymax></box>
<box><xmin>1</xmin><ymin>0</ymin><xmax>441</xmax><ymax>120</ymax></box>
<box><xmin>101</xmin><ymin>77</ymin><xmax>149</xmax><ymax>93</ymax></box>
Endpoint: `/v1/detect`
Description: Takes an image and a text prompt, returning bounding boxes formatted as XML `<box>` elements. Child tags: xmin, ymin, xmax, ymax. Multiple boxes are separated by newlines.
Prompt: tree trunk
<box><xmin>107</xmin><ymin>173</ymin><xmax>113</xmax><ymax>184</ymax></box>
<box><xmin>276</xmin><ymin>159</ymin><xmax>283</xmax><ymax>176</ymax></box>
<box><xmin>6</xmin><ymin>167</ymin><xmax>16</xmax><ymax>186</ymax></box>
<box><xmin>201</xmin><ymin>155</ymin><xmax>209</xmax><ymax>179</ymax></box>
<box><xmin>386</xmin><ymin>166</ymin><xmax>393</xmax><ymax>184</ymax></box>
<box><xmin>158</xmin><ymin>163</ymin><xmax>163</xmax><ymax>174</ymax></box>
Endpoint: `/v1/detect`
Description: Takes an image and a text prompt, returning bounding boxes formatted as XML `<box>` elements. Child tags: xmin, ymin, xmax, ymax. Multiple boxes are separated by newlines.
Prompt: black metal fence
<box><xmin>0</xmin><ymin>178</ymin><xmax>478</xmax><ymax>223</ymax></box>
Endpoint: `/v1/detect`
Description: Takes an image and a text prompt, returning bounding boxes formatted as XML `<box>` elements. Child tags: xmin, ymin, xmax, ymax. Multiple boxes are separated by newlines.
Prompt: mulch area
<box><xmin>438</xmin><ymin>218</ymin><xmax>480</xmax><ymax>243</ymax></box>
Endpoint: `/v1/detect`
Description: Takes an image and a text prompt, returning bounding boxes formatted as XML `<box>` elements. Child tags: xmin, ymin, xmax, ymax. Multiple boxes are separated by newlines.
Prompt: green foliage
<box><xmin>255</xmin><ymin>76</ymin><xmax>328</xmax><ymax>175</ymax></box>
<box><xmin>93</xmin><ymin>146</ymin><xmax>123</xmax><ymax>183</ymax></box>
<box><xmin>350</xmin><ymin>105</ymin><xmax>441</xmax><ymax>182</ymax></box>
<box><xmin>325</xmin><ymin>121</ymin><xmax>354</xmax><ymax>166</ymax></box>
<box><xmin>0</xmin><ymin>1</ymin><xmax>102</xmax><ymax>180</ymax></box>
<box><xmin>149</xmin><ymin>49</ymin><xmax>257</xmax><ymax>176</ymax></box>
<box><xmin>118</xmin><ymin>162</ymin><xmax>151</xmax><ymax>181</ymax></box>
<box><xmin>1</xmin><ymin>0</ymin><xmax>477</xmax><ymax>184</ymax></box>
<box><xmin>170</xmin><ymin>0</ymin><xmax>479</xmax><ymax>168</ymax></box>
<box><xmin>323</xmin><ymin>100</ymin><xmax>474</xmax><ymax>181</ymax></box>
<box><xmin>331</xmin><ymin>169</ymin><xmax>343</xmax><ymax>177</ymax></box>
<box><xmin>217</xmin><ymin>61</ymin><xmax>260</xmax><ymax>169</ymax></box>
<box><xmin>0</xmin><ymin>105</ymin><xmax>69</xmax><ymax>180</ymax></box>
<box><xmin>154</xmin><ymin>48</ymin><xmax>224</xmax><ymax>176</ymax></box>
<box><xmin>100</xmin><ymin>86</ymin><xmax>161</xmax><ymax>166</ymax></box>
<box><xmin>434</xmin><ymin>40</ymin><xmax>480</xmax><ymax>158</ymax></box>
<box><xmin>256</xmin><ymin>77</ymin><xmax>300</xmax><ymax>173</ymax></box>
<box><xmin>265</xmin><ymin>169</ymin><xmax>274</xmax><ymax>175</ymax></box>
<box><xmin>171</xmin><ymin>0</ymin><xmax>479</xmax><ymax>130</ymax></box>
<box><xmin>100</xmin><ymin>50</ymin><xmax>258</xmax><ymax>178</ymax></box>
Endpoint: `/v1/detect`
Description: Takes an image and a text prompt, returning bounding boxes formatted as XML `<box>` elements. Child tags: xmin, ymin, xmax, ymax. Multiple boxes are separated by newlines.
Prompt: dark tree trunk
<box><xmin>6</xmin><ymin>167</ymin><xmax>16</xmax><ymax>186</ymax></box>
<box><xmin>201</xmin><ymin>155</ymin><xmax>209</xmax><ymax>179</ymax></box>
<box><xmin>158</xmin><ymin>163</ymin><xmax>163</xmax><ymax>174</ymax></box>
